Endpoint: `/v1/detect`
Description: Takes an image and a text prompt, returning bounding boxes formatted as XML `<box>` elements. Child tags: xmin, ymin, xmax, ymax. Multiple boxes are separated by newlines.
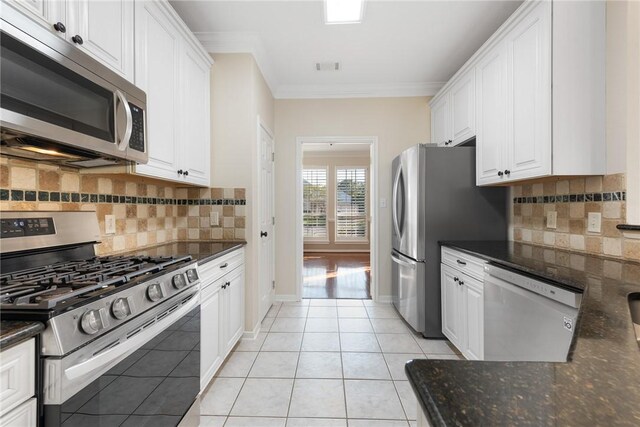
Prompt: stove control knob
<box><xmin>80</xmin><ymin>309</ymin><xmax>103</xmax><ymax>335</ymax></box>
<box><xmin>172</xmin><ymin>273</ymin><xmax>187</xmax><ymax>289</ymax></box>
<box><xmin>147</xmin><ymin>283</ymin><xmax>164</xmax><ymax>302</ymax></box>
<box><xmin>186</xmin><ymin>269</ymin><xmax>199</xmax><ymax>283</ymax></box>
<box><xmin>111</xmin><ymin>298</ymin><xmax>130</xmax><ymax>320</ymax></box>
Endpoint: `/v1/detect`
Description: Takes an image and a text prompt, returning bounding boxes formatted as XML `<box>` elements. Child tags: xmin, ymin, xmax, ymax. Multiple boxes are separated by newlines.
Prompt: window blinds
<box><xmin>336</xmin><ymin>167</ymin><xmax>367</xmax><ymax>240</ymax></box>
<box><xmin>303</xmin><ymin>168</ymin><xmax>328</xmax><ymax>238</ymax></box>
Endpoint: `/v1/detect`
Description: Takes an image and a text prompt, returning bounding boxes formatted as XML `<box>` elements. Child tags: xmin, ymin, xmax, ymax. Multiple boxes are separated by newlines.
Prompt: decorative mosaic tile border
<box><xmin>513</xmin><ymin>191</ymin><xmax>626</xmax><ymax>204</ymax></box>
<box><xmin>0</xmin><ymin>188</ymin><xmax>246</xmax><ymax>206</ymax></box>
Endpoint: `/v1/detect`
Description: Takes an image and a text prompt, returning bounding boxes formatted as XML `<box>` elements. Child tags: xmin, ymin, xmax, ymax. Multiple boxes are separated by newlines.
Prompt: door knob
<box><xmin>260</xmin><ymin>231</ymin><xmax>268</xmax><ymax>237</ymax></box>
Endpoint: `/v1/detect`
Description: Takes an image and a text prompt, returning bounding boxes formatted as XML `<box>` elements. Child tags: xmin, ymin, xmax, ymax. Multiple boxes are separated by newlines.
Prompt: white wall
<box><xmin>211</xmin><ymin>53</ymin><xmax>275</xmax><ymax>332</ymax></box>
<box><xmin>274</xmin><ymin>97</ymin><xmax>430</xmax><ymax>299</ymax></box>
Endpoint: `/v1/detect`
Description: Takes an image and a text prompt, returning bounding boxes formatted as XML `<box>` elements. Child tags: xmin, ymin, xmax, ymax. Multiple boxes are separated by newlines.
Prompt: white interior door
<box><xmin>258</xmin><ymin>123</ymin><xmax>275</xmax><ymax>320</ymax></box>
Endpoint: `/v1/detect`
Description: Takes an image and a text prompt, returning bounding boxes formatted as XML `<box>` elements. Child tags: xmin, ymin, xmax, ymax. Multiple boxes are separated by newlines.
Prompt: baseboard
<box><xmin>303</xmin><ymin>249</ymin><xmax>370</xmax><ymax>253</ymax></box>
<box><xmin>376</xmin><ymin>295</ymin><xmax>393</xmax><ymax>303</ymax></box>
<box><xmin>274</xmin><ymin>294</ymin><xmax>300</xmax><ymax>302</ymax></box>
<box><xmin>242</xmin><ymin>322</ymin><xmax>261</xmax><ymax>339</ymax></box>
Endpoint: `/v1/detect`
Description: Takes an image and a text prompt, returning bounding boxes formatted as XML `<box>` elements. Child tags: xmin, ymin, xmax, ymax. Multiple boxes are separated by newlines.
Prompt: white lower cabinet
<box><xmin>0</xmin><ymin>338</ymin><xmax>36</xmax><ymax>427</ymax></box>
<box><xmin>200</xmin><ymin>283</ymin><xmax>223</xmax><ymax>390</ymax></box>
<box><xmin>0</xmin><ymin>398</ymin><xmax>37</xmax><ymax>427</ymax></box>
<box><xmin>441</xmin><ymin>248</ymin><xmax>485</xmax><ymax>360</ymax></box>
<box><xmin>199</xmin><ymin>248</ymin><xmax>245</xmax><ymax>390</ymax></box>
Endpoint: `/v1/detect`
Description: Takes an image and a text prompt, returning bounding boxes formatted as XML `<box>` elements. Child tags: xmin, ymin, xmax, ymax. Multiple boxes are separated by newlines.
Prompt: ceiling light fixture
<box><xmin>324</xmin><ymin>0</ymin><xmax>364</xmax><ymax>24</ymax></box>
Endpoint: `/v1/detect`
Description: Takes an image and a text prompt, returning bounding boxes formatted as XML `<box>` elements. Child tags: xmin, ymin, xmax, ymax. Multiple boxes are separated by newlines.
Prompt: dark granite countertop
<box><xmin>406</xmin><ymin>241</ymin><xmax>640</xmax><ymax>426</ymax></box>
<box><xmin>0</xmin><ymin>320</ymin><xmax>44</xmax><ymax>350</ymax></box>
<box><xmin>126</xmin><ymin>240</ymin><xmax>246</xmax><ymax>265</ymax></box>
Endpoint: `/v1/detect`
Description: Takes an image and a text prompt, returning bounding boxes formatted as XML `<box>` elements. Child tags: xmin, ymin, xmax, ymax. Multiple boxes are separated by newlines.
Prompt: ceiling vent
<box><xmin>316</xmin><ymin>62</ymin><xmax>340</xmax><ymax>71</ymax></box>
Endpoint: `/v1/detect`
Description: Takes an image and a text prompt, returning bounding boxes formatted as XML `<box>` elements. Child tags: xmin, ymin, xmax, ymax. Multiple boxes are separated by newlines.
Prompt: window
<box><xmin>336</xmin><ymin>167</ymin><xmax>368</xmax><ymax>240</ymax></box>
<box><xmin>303</xmin><ymin>168</ymin><xmax>328</xmax><ymax>239</ymax></box>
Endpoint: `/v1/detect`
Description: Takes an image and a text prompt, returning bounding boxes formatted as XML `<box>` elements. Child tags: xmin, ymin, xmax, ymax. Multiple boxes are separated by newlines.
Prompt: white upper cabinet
<box><xmin>504</xmin><ymin>0</ymin><xmax>551</xmax><ymax>182</ymax></box>
<box><xmin>450</xmin><ymin>69</ymin><xmax>476</xmax><ymax>145</ymax></box>
<box><xmin>69</xmin><ymin>0</ymin><xmax>134</xmax><ymax>80</ymax></box>
<box><xmin>134</xmin><ymin>0</ymin><xmax>181</xmax><ymax>181</ymax></box>
<box><xmin>476</xmin><ymin>43</ymin><xmax>508</xmax><ymax>185</ymax></box>
<box><xmin>431</xmin><ymin>0</ymin><xmax>605</xmax><ymax>185</ymax></box>
<box><xmin>431</xmin><ymin>95</ymin><xmax>451</xmax><ymax>147</ymax></box>
<box><xmin>431</xmin><ymin>68</ymin><xmax>475</xmax><ymax>147</ymax></box>
<box><xmin>3</xmin><ymin>0</ymin><xmax>134</xmax><ymax>81</ymax></box>
<box><xmin>180</xmin><ymin>43</ymin><xmax>212</xmax><ymax>186</ymax></box>
<box><xmin>133</xmin><ymin>0</ymin><xmax>212</xmax><ymax>187</ymax></box>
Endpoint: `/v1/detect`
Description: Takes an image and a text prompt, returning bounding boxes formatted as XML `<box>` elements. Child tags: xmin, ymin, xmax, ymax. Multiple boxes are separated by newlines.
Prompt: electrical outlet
<box><xmin>105</xmin><ymin>215</ymin><xmax>116</xmax><ymax>234</ymax></box>
<box><xmin>546</xmin><ymin>211</ymin><xmax>557</xmax><ymax>229</ymax></box>
<box><xmin>210</xmin><ymin>211</ymin><xmax>219</xmax><ymax>226</ymax></box>
<box><xmin>587</xmin><ymin>212</ymin><xmax>602</xmax><ymax>233</ymax></box>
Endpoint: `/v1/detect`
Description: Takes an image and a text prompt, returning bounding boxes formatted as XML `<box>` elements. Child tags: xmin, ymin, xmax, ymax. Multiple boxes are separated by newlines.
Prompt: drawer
<box><xmin>0</xmin><ymin>397</ymin><xmax>37</xmax><ymax>427</ymax></box>
<box><xmin>0</xmin><ymin>339</ymin><xmax>35</xmax><ymax>416</ymax></box>
<box><xmin>441</xmin><ymin>246</ymin><xmax>485</xmax><ymax>280</ymax></box>
<box><xmin>198</xmin><ymin>248</ymin><xmax>244</xmax><ymax>285</ymax></box>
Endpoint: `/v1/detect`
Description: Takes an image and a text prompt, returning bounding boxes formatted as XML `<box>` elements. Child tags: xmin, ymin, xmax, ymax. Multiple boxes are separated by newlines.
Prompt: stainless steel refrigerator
<box><xmin>391</xmin><ymin>144</ymin><xmax>507</xmax><ymax>338</ymax></box>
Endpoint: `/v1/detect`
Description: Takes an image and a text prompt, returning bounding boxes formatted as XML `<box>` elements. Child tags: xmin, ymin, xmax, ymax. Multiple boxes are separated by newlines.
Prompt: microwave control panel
<box><xmin>128</xmin><ymin>103</ymin><xmax>145</xmax><ymax>153</ymax></box>
<box><xmin>1</xmin><ymin>217</ymin><xmax>55</xmax><ymax>239</ymax></box>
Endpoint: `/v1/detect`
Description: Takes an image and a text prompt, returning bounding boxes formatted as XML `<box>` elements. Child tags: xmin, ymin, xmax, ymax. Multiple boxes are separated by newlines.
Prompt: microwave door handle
<box><xmin>115</xmin><ymin>90</ymin><xmax>132</xmax><ymax>151</ymax></box>
<box><xmin>63</xmin><ymin>291</ymin><xmax>199</xmax><ymax>381</ymax></box>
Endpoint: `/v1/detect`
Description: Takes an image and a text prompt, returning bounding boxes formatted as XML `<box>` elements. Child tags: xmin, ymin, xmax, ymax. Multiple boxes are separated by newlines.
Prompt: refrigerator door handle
<box><xmin>391</xmin><ymin>252</ymin><xmax>416</xmax><ymax>270</ymax></box>
<box><xmin>392</xmin><ymin>166</ymin><xmax>403</xmax><ymax>239</ymax></box>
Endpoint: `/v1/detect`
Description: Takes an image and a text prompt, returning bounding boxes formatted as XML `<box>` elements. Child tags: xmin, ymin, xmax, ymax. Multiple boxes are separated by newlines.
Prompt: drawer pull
<box><xmin>456</xmin><ymin>260</ymin><xmax>467</xmax><ymax>266</ymax></box>
<box><xmin>220</xmin><ymin>263</ymin><xmax>228</xmax><ymax>269</ymax></box>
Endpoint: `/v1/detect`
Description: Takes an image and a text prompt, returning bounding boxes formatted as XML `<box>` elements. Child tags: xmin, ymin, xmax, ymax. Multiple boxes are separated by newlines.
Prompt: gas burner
<box><xmin>0</xmin><ymin>254</ymin><xmax>193</xmax><ymax>310</ymax></box>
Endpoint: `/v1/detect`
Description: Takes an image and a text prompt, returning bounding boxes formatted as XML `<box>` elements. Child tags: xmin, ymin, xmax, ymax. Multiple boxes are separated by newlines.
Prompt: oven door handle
<box><xmin>64</xmin><ymin>292</ymin><xmax>199</xmax><ymax>381</ymax></box>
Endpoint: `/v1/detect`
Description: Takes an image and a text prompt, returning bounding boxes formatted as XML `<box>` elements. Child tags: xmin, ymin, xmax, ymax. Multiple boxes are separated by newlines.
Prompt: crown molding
<box><xmin>195</xmin><ymin>32</ymin><xmax>444</xmax><ymax>99</ymax></box>
<box><xmin>195</xmin><ymin>31</ymin><xmax>279</xmax><ymax>94</ymax></box>
<box><xmin>273</xmin><ymin>82</ymin><xmax>445</xmax><ymax>99</ymax></box>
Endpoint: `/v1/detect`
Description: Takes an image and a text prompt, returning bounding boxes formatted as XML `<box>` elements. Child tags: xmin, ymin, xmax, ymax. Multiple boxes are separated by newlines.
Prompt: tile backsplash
<box><xmin>0</xmin><ymin>158</ymin><xmax>245</xmax><ymax>255</ymax></box>
<box><xmin>512</xmin><ymin>173</ymin><xmax>639</xmax><ymax>261</ymax></box>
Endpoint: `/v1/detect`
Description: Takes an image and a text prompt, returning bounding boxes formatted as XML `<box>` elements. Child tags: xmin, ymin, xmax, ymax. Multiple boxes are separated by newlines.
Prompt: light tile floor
<box><xmin>190</xmin><ymin>299</ymin><xmax>461</xmax><ymax>427</ymax></box>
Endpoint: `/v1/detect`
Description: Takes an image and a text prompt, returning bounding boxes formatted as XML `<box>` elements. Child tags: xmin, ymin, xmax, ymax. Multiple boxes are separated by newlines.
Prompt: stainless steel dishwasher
<box><xmin>484</xmin><ymin>263</ymin><xmax>582</xmax><ymax>362</ymax></box>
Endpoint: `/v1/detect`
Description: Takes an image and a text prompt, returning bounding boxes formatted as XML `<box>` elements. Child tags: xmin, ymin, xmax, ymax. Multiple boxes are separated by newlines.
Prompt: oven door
<box><xmin>43</xmin><ymin>286</ymin><xmax>200</xmax><ymax>427</ymax></box>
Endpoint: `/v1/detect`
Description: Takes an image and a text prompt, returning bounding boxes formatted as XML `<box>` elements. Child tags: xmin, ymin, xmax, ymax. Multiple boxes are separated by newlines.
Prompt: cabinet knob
<box><xmin>72</xmin><ymin>35</ymin><xmax>84</xmax><ymax>45</ymax></box>
<box><xmin>446</xmin><ymin>140</ymin><xmax>452</xmax><ymax>145</ymax></box>
<box><xmin>53</xmin><ymin>22</ymin><xmax>66</xmax><ymax>33</ymax></box>
<box><xmin>453</xmin><ymin>276</ymin><xmax>459</xmax><ymax>282</ymax></box>
<box><xmin>183</xmin><ymin>170</ymin><xmax>189</xmax><ymax>176</ymax></box>
<box><xmin>497</xmin><ymin>171</ymin><xmax>504</xmax><ymax>177</ymax></box>
<box><xmin>177</xmin><ymin>169</ymin><xmax>183</xmax><ymax>175</ymax></box>
<box><xmin>459</xmin><ymin>280</ymin><xmax>464</xmax><ymax>286</ymax></box>
<box><xmin>504</xmin><ymin>169</ymin><xmax>511</xmax><ymax>175</ymax></box>
<box><xmin>260</xmin><ymin>231</ymin><xmax>268</xmax><ymax>237</ymax></box>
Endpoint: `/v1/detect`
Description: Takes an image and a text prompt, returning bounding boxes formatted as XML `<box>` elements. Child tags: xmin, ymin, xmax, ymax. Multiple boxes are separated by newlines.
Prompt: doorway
<box><xmin>295</xmin><ymin>137</ymin><xmax>378</xmax><ymax>300</ymax></box>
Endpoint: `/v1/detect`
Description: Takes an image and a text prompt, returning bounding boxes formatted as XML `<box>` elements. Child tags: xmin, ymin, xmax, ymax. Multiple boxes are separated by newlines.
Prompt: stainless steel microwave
<box><xmin>0</xmin><ymin>8</ymin><xmax>147</xmax><ymax>167</ymax></box>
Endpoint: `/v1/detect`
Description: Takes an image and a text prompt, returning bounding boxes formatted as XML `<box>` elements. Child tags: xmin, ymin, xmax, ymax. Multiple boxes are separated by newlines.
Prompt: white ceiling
<box><xmin>170</xmin><ymin>0</ymin><xmax>523</xmax><ymax>99</ymax></box>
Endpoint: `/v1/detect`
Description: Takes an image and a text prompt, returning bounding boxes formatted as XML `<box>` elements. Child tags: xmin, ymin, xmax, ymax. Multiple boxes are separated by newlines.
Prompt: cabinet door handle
<box><xmin>453</xmin><ymin>276</ymin><xmax>459</xmax><ymax>282</ymax></box>
<box><xmin>183</xmin><ymin>170</ymin><xmax>189</xmax><ymax>176</ymax></box>
<box><xmin>53</xmin><ymin>22</ymin><xmax>66</xmax><ymax>33</ymax></box>
<box><xmin>456</xmin><ymin>260</ymin><xmax>467</xmax><ymax>266</ymax></box>
<box><xmin>220</xmin><ymin>263</ymin><xmax>228</xmax><ymax>269</ymax></box>
<box><xmin>504</xmin><ymin>169</ymin><xmax>511</xmax><ymax>176</ymax></box>
<box><xmin>72</xmin><ymin>35</ymin><xmax>84</xmax><ymax>45</ymax></box>
<box><xmin>497</xmin><ymin>171</ymin><xmax>504</xmax><ymax>177</ymax></box>
<box><xmin>225</xmin><ymin>281</ymin><xmax>231</xmax><ymax>288</ymax></box>
<box><xmin>177</xmin><ymin>169</ymin><xmax>183</xmax><ymax>175</ymax></box>
<box><xmin>260</xmin><ymin>231</ymin><xmax>268</xmax><ymax>237</ymax></box>
<box><xmin>459</xmin><ymin>280</ymin><xmax>464</xmax><ymax>286</ymax></box>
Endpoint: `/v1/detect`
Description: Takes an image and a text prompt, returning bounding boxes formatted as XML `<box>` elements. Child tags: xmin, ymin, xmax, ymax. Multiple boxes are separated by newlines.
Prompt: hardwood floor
<box><xmin>302</xmin><ymin>252</ymin><xmax>371</xmax><ymax>299</ymax></box>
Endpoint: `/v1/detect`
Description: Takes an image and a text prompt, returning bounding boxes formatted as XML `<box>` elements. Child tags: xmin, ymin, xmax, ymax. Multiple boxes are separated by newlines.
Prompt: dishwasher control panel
<box><xmin>484</xmin><ymin>263</ymin><xmax>582</xmax><ymax>309</ymax></box>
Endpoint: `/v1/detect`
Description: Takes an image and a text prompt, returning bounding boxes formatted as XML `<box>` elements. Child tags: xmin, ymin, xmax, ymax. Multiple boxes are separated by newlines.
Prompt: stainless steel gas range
<box><xmin>0</xmin><ymin>211</ymin><xmax>201</xmax><ymax>427</ymax></box>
